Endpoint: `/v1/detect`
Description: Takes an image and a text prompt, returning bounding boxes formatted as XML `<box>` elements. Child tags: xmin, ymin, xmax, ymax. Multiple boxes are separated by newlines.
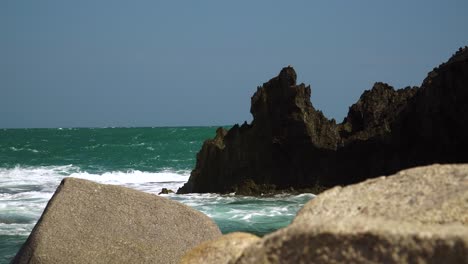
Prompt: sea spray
<box><xmin>0</xmin><ymin>127</ymin><xmax>314</xmax><ymax>263</ymax></box>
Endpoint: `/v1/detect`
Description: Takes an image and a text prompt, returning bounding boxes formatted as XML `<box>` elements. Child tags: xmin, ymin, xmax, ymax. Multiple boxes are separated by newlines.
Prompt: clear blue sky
<box><xmin>1</xmin><ymin>1</ymin><xmax>467</xmax><ymax>128</ymax></box>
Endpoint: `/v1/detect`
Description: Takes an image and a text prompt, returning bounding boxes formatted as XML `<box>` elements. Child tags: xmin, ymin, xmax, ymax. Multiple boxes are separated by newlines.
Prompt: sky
<box><xmin>1</xmin><ymin>1</ymin><xmax>467</xmax><ymax>128</ymax></box>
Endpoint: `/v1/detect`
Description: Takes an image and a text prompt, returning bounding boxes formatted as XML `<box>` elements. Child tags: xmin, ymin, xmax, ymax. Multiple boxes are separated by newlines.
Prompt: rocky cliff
<box><xmin>178</xmin><ymin>47</ymin><xmax>468</xmax><ymax>194</ymax></box>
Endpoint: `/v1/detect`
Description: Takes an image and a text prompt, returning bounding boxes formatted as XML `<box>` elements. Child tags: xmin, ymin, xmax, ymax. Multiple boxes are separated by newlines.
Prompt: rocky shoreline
<box><xmin>13</xmin><ymin>163</ymin><xmax>468</xmax><ymax>263</ymax></box>
<box><xmin>178</xmin><ymin>47</ymin><xmax>468</xmax><ymax>195</ymax></box>
<box><xmin>231</xmin><ymin>164</ymin><xmax>468</xmax><ymax>264</ymax></box>
<box><xmin>11</xmin><ymin>47</ymin><xmax>468</xmax><ymax>263</ymax></box>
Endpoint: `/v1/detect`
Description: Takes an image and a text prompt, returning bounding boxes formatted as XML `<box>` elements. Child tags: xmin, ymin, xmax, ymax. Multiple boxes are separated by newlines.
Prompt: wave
<box><xmin>0</xmin><ymin>164</ymin><xmax>315</xmax><ymax>239</ymax></box>
<box><xmin>0</xmin><ymin>164</ymin><xmax>190</xmax><ymax>203</ymax></box>
<box><xmin>9</xmin><ymin>147</ymin><xmax>40</xmax><ymax>153</ymax></box>
<box><xmin>170</xmin><ymin>192</ymin><xmax>315</xmax><ymax>236</ymax></box>
<box><xmin>0</xmin><ymin>164</ymin><xmax>190</xmax><ymax>197</ymax></box>
<box><xmin>0</xmin><ymin>165</ymin><xmax>191</xmax><ymax>238</ymax></box>
<box><xmin>0</xmin><ymin>165</ymin><xmax>189</xmax><ymax>193</ymax></box>
<box><xmin>69</xmin><ymin>170</ymin><xmax>189</xmax><ymax>186</ymax></box>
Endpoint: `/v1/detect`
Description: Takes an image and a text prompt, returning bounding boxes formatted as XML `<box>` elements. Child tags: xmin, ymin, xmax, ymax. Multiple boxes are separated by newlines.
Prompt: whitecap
<box><xmin>8</xmin><ymin>147</ymin><xmax>40</xmax><ymax>153</ymax></box>
<box><xmin>69</xmin><ymin>170</ymin><xmax>189</xmax><ymax>186</ymax></box>
<box><xmin>0</xmin><ymin>165</ymin><xmax>192</xmax><ymax>237</ymax></box>
<box><xmin>0</xmin><ymin>165</ymin><xmax>314</xmax><ymax>238</ymax></box>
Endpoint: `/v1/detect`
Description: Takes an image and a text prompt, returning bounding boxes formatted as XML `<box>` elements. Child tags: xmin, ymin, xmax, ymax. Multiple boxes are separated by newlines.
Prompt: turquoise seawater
<box><xmin>0</xmin><ymin>127</ymin><xmax>314</xmax><ymax>263</ymax></box>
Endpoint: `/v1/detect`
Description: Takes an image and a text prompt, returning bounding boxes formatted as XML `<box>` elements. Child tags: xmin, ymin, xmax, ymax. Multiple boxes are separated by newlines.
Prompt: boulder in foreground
<box><xmin>12</xmin><ymin>177</ymin><xmax>221</xmax><ymax>264</ymax></box>
<box><xmin>234</xmin><ymin>164</ymin><xmax>468</xmax><ymax>263</ymax></box>
<box><xmin>180</xmin><ymin>232</ymin><xmax>259</xmax><ymax>264</ymax></box>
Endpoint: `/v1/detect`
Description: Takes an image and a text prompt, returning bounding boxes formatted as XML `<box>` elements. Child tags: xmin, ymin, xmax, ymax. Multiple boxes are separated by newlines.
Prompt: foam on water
<box><xmin>0</xmin><ymin>165</ymin><xmax>190</xmax><ymax>237</ymax></box>
<box><xmin>169</xmin><ymin>192</ymin><xmax>315</xmax><ymax>235</ymax></box>
<box><xmin>0</xmin><ymin>126</ymin><xmax>235</xmax><ymax>262</ymax></box>
<box><xmin>9</xmin><ymin>147</ymin><xmax>40</xmax><ymax>153</ymax></box>
<box><xmin>0</xmin><ymin>164</ymin><xmax>315</xmax><ymax>262</ymax></box>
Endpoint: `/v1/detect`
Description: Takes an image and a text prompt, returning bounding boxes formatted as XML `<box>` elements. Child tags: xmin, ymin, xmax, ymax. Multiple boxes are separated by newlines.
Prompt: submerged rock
<box><xmin>234</xmin><ymin>164</ymin><xmax>468</xmax><ymax>263</ymax></box>
<box><xmin>12</xmin><ymin>178</ymin><xmax>221</xmax><ymax>264</ymax></box>
<box><xmin>158</xmin><ymin>188</ymin><xmax>174</xmax><ymax>195</ymax></box>
<box><xmin>178</xmin><ymin>47</ymin><xmax>468</xmax><ymax>194</ymax></box>
<box><xmin>180</xmin><ymin>232</ymin><xmax>259</xmax><ymax>264</ymax></box>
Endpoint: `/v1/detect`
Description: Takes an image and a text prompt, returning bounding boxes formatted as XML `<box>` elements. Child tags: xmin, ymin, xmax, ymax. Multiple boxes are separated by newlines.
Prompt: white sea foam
<box><xmin>9</xmin><ymin>147</ymin><xmax>40</xmax><ymax>153</ymax></box>
<box><xmin>0</xmin><ymin>165</ymin><xmax>191</xmax><ymax>237</ymax></box>
<box><xmin>0</xmin><ymin>165</ymin><xmax>189</xmax><ymax>188</ymax></box>
<box><xmin>70</xmin><ymin>170</ymin><xmax>189</xmax><ymax>185</ymax></box>
<box><xmin>0</xmin><ymin>165</ymin><xmax>315</xmax><ymax>238</ymax></box>
<box><xmin>169</xmin><ymin>192</ymin><xmax>315</xmax><ymax>232</ymax></box>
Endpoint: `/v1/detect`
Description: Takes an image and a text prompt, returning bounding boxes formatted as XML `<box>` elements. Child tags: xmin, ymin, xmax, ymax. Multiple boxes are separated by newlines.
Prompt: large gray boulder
<box><xmin>12</xmin><ymin>177</ymin><xmax>221</xmax><ymax>264</ymax></box>
<box><xmin>293</xmin><ymin>163</ymin><xmax>468</xmax><ymax>226</ymax></box>
<box><xmin>235</xmin><ymin>164</ymin><xmax>468</xmax><ymax>263</ymax></box>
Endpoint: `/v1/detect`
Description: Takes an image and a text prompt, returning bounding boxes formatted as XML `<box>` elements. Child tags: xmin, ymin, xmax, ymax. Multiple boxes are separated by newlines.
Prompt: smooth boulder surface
<box><xmin>12</xmin><ymin>177</ymin><xmax>221</xmax><ymax>264</ymax></box>
<box><xmin>294</xmin><ymin>163</ymin><xmax>468</xmax><ymax>226</ymax></box>
<box><xmin>180</xmin><ymin>232</ymin><xmax>259</xmax><ymax>264</ymax></box>
<box><xmin>234</xmin><ymin>164</ymin><xmax>468</xmax><ymax>263</ymax></box>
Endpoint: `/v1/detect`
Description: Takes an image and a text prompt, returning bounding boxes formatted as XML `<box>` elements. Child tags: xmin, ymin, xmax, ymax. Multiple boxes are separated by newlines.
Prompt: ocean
<box><xmin>0</xmin><ymin>127</ymin><xmax>314</xmax><ymax>263</ymax></box>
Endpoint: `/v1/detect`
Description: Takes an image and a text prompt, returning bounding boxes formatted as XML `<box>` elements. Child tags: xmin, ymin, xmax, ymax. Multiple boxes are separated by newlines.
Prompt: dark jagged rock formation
<box><xmin>339</xmin><ymin>82</ymin><xmax>418</xmax><ymax>141</ymax></box>
<box><xmin>178</xmin><ymin>47</ymin><xmax>468</xmax><ymax>194</ymax></box>
<box><xmin>178</xmin><ymin>66</ymin><xmax>339</xmax><ymax>194</ymax></box>
<box><xmin>335</xmin><ymin>46</ymin><xmax>468</xmax><ymax>185</ymax></box>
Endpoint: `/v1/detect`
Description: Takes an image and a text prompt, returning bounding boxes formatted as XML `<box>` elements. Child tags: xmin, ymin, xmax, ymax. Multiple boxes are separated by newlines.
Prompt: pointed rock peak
<box><xmin>447</xmin><ymin>46</ymin><xmax>468</xmax><ymax>64</ymax></box>
<box><xmin>357</xmin><ymin>82</ymin><xmax>395</xmax><ymax>100</ymax></box>
<box><xmin>215</xmin><ymin>127</ymin><xmax>227</xmax><ymax>139</ymax></box>
<box><xmin>279</xmin><ymin>66</ymin><xmax>297</xmax><ymax>86</ymax></box>
<box><xmin>372</xmin><ymin>82</ymin><xmax>393</xmax><ymax>90</ymax></box>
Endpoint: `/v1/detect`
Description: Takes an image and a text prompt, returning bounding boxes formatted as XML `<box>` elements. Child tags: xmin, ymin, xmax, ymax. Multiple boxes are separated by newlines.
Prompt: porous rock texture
<box><xmin>12</xmin><ymin>177</ymin><xmax>221</xmax><ymax>264</ymax></box>
<box><xmin>234</xmin><ymin>164</ymin><xmax>468</xmax><ymax>264</ymax></box>
<box><xmin>178</xmin><ymin>47</ymin><xmax>468</xmax><ymax>194</ymax></box>
<box><xmin>180</xmin><ymin>232</ymin><xmax>260</xmax><ymax>264</ymax></box>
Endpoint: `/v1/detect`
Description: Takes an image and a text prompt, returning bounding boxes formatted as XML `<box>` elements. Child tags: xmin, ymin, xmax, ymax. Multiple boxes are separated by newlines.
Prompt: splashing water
<box><xmin>0</xmin><ymin>128</ymin><xmax>314</xmax><ymax>263</ymax></box>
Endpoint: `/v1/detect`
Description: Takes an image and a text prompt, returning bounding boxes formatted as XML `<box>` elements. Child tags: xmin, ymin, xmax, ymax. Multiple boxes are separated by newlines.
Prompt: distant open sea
<box><xmin>0</xmin><ymin>127</ymin><xmax>314</xmax><ymax>263</ymax></box>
